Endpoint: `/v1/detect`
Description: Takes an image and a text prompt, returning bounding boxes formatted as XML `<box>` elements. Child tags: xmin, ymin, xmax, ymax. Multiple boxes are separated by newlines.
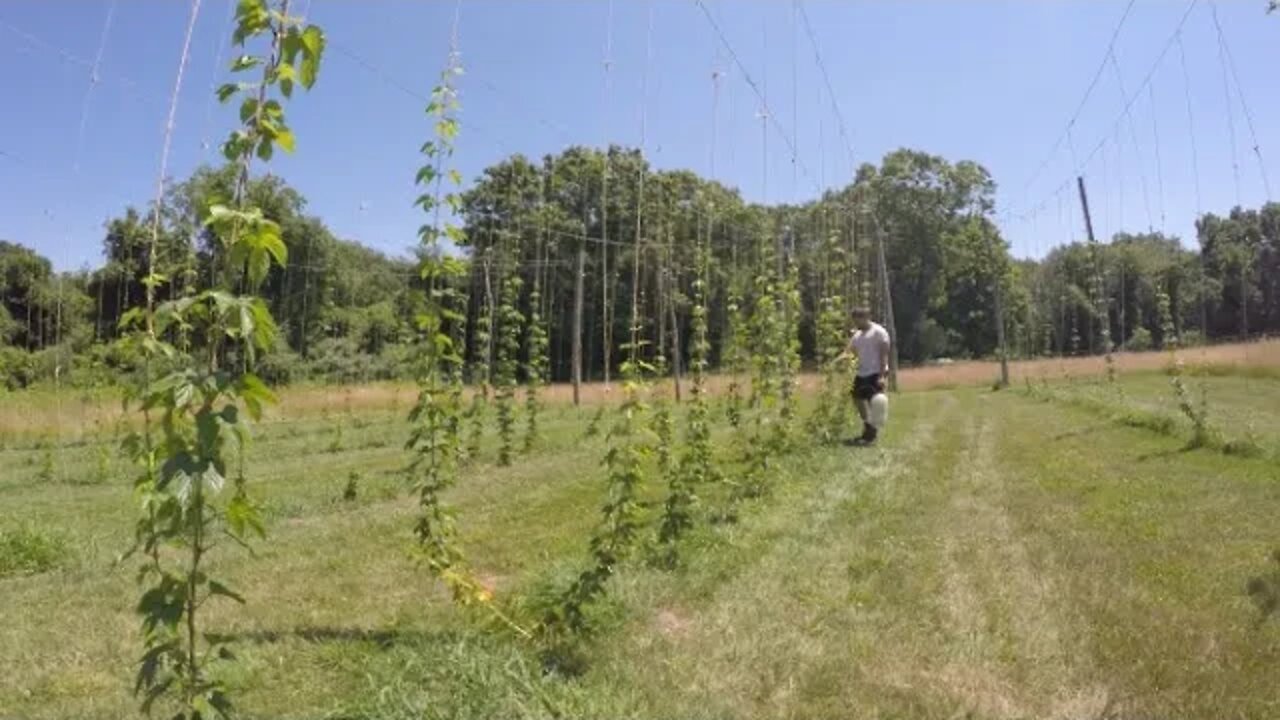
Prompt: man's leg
<box><xmin>854</xmin><ymin>391</ymin><xmax>874</xmax><ymax>442</ymax></box>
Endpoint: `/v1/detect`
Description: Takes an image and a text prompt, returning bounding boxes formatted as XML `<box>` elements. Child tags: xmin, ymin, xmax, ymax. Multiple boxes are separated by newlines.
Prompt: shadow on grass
<box><xmin>1135</xmin><ymin>447</ymin><xmax>1195</xmax><ymax>463</ymax></box>
<box><xmin>1051</xmin><ymin>424</ymin><xmax>1105</xmax><ymax>441</ymax></box>
<box><xmin>1246</xmin><ymin>549</ymin><xmax>1280</xmax><ymax>628</ymax></box>
<box><xmin>207</xmin><ymin>625</ymin><xmax>459</xmax><ymax>649</ymax></box>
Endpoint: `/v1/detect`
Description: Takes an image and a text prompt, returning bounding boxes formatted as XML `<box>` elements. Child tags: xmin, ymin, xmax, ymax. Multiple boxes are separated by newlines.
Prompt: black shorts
<box><xmin>853</xmin><ymin>373</ymin><xmax>882</xmax><ymax>401</ymax></box>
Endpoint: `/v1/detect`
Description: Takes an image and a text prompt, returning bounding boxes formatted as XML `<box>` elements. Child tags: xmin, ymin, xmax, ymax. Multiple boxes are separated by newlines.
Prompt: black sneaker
<box><xmin>863</xmin><ymin>425</ymin><xmax>879</xmax><ymax>445</ymax></box>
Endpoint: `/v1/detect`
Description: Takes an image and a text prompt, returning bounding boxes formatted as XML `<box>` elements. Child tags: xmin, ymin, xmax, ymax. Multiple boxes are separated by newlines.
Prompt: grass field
<box><xmin>2</xmin><ymin>362</ymin><xmax>1279</xmax><ymax>718</ymax></box>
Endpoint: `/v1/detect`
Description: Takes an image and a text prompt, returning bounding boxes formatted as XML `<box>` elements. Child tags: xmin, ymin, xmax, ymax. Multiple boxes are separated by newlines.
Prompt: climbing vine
<box><xmin>544</xmin><ymin>168</ymin><xmax>656</xmax><ymax>641</ymax></box>
<box><xmin>809</xmin><ymin>224</ymin><xmax>851</xmax><ymax>445</ymax></box>
<box><xmin>405</xmin><ymin>34</ymin><xmax>487</xmax><ymax>609</ymax></box>
<box><xmin>737</xmin><ymin>223</ymin><xmax>786</xmax><ymax>499</ymax></box>
<box><xmin>523</xmin><ymin>278</ymin><xmax>548</xmax><ymax>453</ymax></box>
<box><xmin>1160</xmin><ymin>282</ymin><xmax>1211</xmax><ymax>447</ymax></box>
<box><xmin>124</xmin><ymin>3</ymin><xmax>324</xmax><ymax>717</ymax></box>
<box><xmin>466</xmin><ymin>252</ymin><xmax>494</xmax><ymax>462</ymax></box>
<box><xmin>775</xmin><ymin>238</ymin><xmax>803</xmax><ymax>450</ymax></box>
<box><xmin>494</xmin><ymin>257</ymin><xmax>525</xmax><ymax>466</ymax></box>
<box><xmin>658</xmin><ymin>212</ymin><xmax>716</xmax><ymax>565</ymax></box>
<box><xmin>523</xmin><ymin>185</ymin><xmax>551</xmax><ymax>453</ymax></box>
<box><xmin>1088</xmin><ymin>240</ymin><xmax>1116</xmax><ymax>385</ymax></box>
<box><xmin>722</xmin><ymin>277</ymin><xmax>747</xmax><ymax>430</ymax></box>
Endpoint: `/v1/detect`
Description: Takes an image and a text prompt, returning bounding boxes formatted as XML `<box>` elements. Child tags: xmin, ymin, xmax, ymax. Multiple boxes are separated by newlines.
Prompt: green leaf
<box><xmin>415</xmin><ymin>165</ymin><xmax>439</xmax><ymax>186</ymax></box>
<box><xmin>230</xmin><ymin>54</ymin><xmax>261</xmax><ymax>72</ymax></box>
<box><xmin>173</xmin><ymin>378</ymin><xmax>196</xmax><ymax>410</ymax></box>
<box><xmin>248</xmin><ymin>298</ymin><xmax>278</xmax><ymax>351</ymax></box>
<box><xmin>259</xmin><ymin>226</ymin><xmax>287</xmax><ymax>266</ymax></box>
<box><xmin>226</xmin><ymin>492</ymin><xmax>266</xmax><ymax>538</ymax></box>
<box><xmin>275</xmin><ymin>127</ymin><xmax>296</xmax><ymax>153</ymax></box>
<box><xmin>300</xmin><ymin>26</ymin><xmax>325</xmax><ymax>89</ymax></box>
<box><xmin>447</xmin><ymin>169</ymin><xmax>463</xmax><ymax>186</ymax></box>
<box><xmin>218</xmin><ymin>403</ymin><xmax>240</xmax><ymax>428</ymax></box>
<box><xmin>261</xmin><ymin>99</ymin><xmax>284</xmax><ymax>120</ymax></box>
<box><xmin>238</xmin><ymin>97</ymin><xmax>259</xmax><ymax>123</ymax></box>
<box><xmin>216</xmin><ymin>83</ymin><xmax>240</xmax><ymax>103</ymax></box>
<box><xmin>275</xmin><ymin>62</ymin><xmax>297</xmax><ymax>87</ymax></box>
<box><xmin>207</xmin><ymin>688</ymin><xmax>234</xmax><ymax>717</ymax></box>
<box><xmin>233</xmin><ymin>0</ymin><xmax>270</xmax><ymax>45</ymax></box>
<box><xmin>281</xmin><ymin>29</ymin><xmax>303</xmax><ymax>67</ymax></box>
<box><xmin>118</xmin><ymin>307</ymin><xmax>145</xmax><ymax>330</ymax></box>
<box><xmin>192</xmin><ymin>694</ymin><xmax>216</xmax><ymax>717</ymax></box>
<box><xmin>237</xmin><ymin>372</ymin><xmax>277</xmax><ymax>420</ymax></box>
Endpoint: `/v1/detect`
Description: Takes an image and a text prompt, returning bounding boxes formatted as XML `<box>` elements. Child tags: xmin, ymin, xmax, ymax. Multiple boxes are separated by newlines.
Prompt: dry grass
<box><xmin>3</xmin><ymin>339</ymin><xmax>1276</xmax><ymax>441</ymax></box>
<box><xmin>898</xmin><ymin>338</ymin><xmax>1280</xmax><ymax>391</ymax></box>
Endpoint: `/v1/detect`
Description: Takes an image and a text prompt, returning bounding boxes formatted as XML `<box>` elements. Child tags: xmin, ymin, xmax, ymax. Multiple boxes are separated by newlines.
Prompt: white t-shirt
<box><xmin>849</xmin><ymin>322</ymin><xmax>890</xmax><ymax>377</ymax></box>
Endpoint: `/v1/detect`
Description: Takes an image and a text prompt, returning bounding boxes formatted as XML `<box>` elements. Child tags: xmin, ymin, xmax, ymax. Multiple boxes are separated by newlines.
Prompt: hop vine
<box><xmin>405</xmin><ymin>36</ymin><xmax>492</xmax><ymax>611</ymax></box>
<box><xmin>658</xmin><ymin>215</ymin><xmax>716</xmax><ymax>565</ymax></box>
<box><xmin>545</xmin><ymin>215</ymin><xmax>655</xmax><ymax>640</ymax></box>
<box><xmin>125</xmin><ymin>3</ymin><xmax>324</xmax><ymax>717</ymax></box>
<box><xmin>466</xmin><ymin>252</ymin><xmax>494</xmax><ymax>462</ymax></box>
<box><xmin>809</xmin><ymin>225</ymin><xmax>851</xmax><ymax>445</ymax></box>
<box><xmin>494</xmin><ymin>258</ymin><xmax>525</xmax><ymax>466</ymax></box>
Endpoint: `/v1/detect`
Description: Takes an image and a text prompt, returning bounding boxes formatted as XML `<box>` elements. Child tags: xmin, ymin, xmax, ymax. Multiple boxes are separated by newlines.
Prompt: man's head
<box><xmin>852</xmin><ymin>306</ymin><xmax>872</xmax><ymax>330</ymax></box>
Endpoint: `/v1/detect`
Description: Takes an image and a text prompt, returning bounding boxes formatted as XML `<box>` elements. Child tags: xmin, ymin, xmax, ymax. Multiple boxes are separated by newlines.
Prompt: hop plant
<box><xmin>658</xmin><ymin>230</ymin><xmax>716</xmax><ymax>565</ymax></box>
<box><xmin>124</xmin><ymin>4</ymin><xmax>325</xmax><ymax>716</ymax></box>
<box><xmin>523</xmin><ymin>280</ymin><xmax>549</xmax><ymax>453</ymax></box>
<box><xmin>494</xmin><ymin>268</ymin><xmax>525</xmax><ymax>466</ymax></box>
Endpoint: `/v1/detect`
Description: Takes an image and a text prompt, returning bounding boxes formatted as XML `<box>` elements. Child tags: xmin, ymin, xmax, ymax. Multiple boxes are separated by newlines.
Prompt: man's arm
<box><xmin>836</xmin><ymin>332</ymin><xmax>856</xmax><ymax>362</ymax></box>
<box><xmin>878</xmin><ymin>335</ymin><xmax>891</xmax><ymax>388</ymax></box>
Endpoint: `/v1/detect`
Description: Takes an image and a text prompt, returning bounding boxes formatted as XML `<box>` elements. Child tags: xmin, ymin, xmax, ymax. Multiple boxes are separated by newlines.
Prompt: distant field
<box><xmin>898</xmin><ymin>337</ymin><xmax>1280</xmax><ymax>391</ymax></box>
<box><xmin>2</xmin><ymin>363</ymin><xmax>1279</xmax><ymax>718</ymax></box>
<box><xmin>5</xmin><ymin>339</ymin><xmax>1277</xmax><ymax>443</ymax></box>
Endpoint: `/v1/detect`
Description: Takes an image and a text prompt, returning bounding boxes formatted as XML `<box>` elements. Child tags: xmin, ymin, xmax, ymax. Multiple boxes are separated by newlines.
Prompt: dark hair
<box><xmin>851</xmin><ymin>306</ymin><xmax>871</xmax><ymax>317</ymax></box>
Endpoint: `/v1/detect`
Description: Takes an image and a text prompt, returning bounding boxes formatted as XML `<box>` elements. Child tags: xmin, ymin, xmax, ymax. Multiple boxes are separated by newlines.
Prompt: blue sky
<box><xmin>1</xmin><ymin>0</ymin><xmax>1277</xmax><ymax>271</ymax></box>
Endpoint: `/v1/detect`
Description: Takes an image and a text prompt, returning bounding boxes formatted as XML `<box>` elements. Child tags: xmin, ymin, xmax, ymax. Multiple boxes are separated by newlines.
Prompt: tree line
<box><xmin>2</xmin><ymin>147</ymin><xmax>1277</xmax><ymax>391</ymax></box>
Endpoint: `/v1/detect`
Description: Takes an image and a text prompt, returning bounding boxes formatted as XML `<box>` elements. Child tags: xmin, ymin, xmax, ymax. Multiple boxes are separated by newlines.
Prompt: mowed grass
<box><xmin>2</xmin><ymin>381</ymin><xmax>1278</xmax><ymax>718</ymax></box>
<box><xmin>1022</xmin><ymin>368</ymin><xmax>1280</xmax><ymax>460</ymax></box>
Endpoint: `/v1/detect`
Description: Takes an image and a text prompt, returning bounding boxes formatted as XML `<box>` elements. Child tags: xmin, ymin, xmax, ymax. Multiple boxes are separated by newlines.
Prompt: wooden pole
<box><xmin>874</xmin><ymin>221</ymin><xmax>899</xmax><ymax>392</ymax></box>
<box><xmin>994</xmin><ymin>265</ymin><xmax>1010</xmax><ymax>388</ymax></box>
<box><xmin>1077</xmin><ymin>174</ymin><xmax>1099</xmax><ymax>356</ymax></box>
<box><xmin>1078</xmin><ymin>175</ymin><xmax>1115</xmax><ymax>373</ymax></box>
<box><xmin>983</xmin><ymin>219</ymin><xmax>1010</xmax><ymax>388</ymax></box>
<box><xmin>667</xmin><ymin>226</ymin><xmax>682</xmax><ymax>402</ymax></box>
<box><xmin>571</xmin><ymin>235</ymin><xmax>585</xmax><ymax>406</ymax></box>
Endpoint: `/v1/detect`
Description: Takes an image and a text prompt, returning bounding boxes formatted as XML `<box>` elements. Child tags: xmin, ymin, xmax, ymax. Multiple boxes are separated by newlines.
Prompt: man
<box><xmin>845</xmin><ymin>307</ymin><xmax>891</xmax><ymax>444</ymax></box>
